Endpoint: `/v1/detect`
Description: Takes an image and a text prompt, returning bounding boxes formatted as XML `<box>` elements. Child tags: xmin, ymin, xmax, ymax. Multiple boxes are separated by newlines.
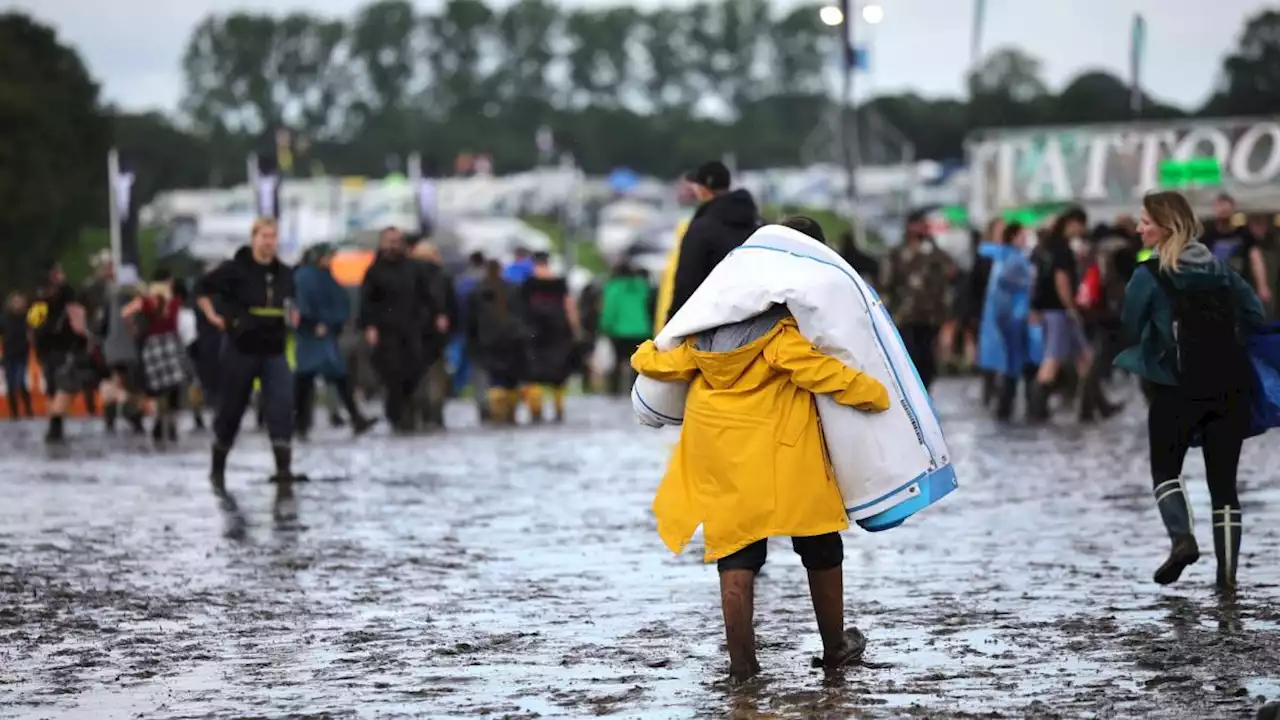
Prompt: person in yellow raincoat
<box><xmin>631</xmin><ymin>219</ymin><xmax>890</xmax><ymax>680</ymax></box>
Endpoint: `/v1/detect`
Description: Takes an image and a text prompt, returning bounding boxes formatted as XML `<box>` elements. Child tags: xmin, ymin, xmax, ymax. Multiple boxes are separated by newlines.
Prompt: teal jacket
<box><xmin>1114</xmin><ymin>242</ymin><xmax>1267</xmax><ymax>386</ymax></box>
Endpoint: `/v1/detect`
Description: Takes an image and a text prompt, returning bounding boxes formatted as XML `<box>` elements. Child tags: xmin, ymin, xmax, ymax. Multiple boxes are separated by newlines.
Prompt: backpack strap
<box><xmin>1142</xmin><ymin>258</ymin><xmax>1179</xmax><ymax>299</ymax></box>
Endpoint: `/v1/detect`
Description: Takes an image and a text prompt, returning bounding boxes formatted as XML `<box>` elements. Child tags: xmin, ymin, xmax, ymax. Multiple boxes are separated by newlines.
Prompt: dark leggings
<box><xmin>607</xmin><ymin>337</ymin><xmax>645</xmax><ymax>396</ymax></box>
<box><xmin>1148</xmin><ymin>384</ymin><xmax>1247</xmax><ymax>509</ymax></box>
<box><xmin>899</xmin><ymin>324</ymin><xmax>939</xmax><ymax>390</ymax></box>
<box><xmin>717</xmin><ymin>533</ymin><xmax>844</xmax><ymax>574</ymax></box>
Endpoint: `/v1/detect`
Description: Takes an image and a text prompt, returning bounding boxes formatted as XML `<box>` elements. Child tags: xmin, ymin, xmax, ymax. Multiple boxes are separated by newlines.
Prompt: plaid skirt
<box><xmin>141</xmin><ymin>332</ymin><xmax>192</xmax><ymax>395</ymax></box>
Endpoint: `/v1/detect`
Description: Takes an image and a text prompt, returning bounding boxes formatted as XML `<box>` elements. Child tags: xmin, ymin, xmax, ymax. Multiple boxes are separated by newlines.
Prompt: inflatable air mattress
<box><xmin>632</xmin><ymin>225</ymin><xmax>958</xmax><ymax>531</ymax></box>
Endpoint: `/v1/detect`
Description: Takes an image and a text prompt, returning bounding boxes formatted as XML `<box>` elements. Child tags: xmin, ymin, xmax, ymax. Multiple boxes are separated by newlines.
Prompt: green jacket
<box><xmin>1114</xmin><ymin>242</ymin><xmax>1267</xmax><ymax>386</ymax></box>
<box><xmin>600</xmin><ymin>275</ymin><xmax>653</xmax><ymax>340</ymax></box>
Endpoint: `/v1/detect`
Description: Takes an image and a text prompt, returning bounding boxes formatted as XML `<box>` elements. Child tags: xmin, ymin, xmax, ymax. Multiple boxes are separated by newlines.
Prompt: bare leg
<box><xmin>719</xmin><ymin>570</ymin><xmax>759</xmax><ymax>681</ymax></box>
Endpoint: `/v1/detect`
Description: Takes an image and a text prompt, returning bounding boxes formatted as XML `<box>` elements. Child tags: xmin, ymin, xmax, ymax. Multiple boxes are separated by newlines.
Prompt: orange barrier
<box><xmin>0</xmin><ymin>346</ymin><xmax>101</xmax><ymax>419</ymax></box>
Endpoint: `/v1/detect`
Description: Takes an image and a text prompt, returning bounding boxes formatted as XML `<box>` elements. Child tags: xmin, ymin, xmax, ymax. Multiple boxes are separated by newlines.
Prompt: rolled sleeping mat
<box><xmin>632</xmin><ymin>224</ymin><xmax>957</xmax><ymax>532</ymax></box>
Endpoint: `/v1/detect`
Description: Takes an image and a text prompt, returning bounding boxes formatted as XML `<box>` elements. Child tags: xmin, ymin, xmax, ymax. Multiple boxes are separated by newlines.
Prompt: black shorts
<box><xmin>42</xmin><ymin>350</ymin><xmax>89</xmax><ymax>397</ymax></box>
<box><xmin>717</xmin><ymin>533</ymin><xmax>844</xmax><ymax>574</ymax></box>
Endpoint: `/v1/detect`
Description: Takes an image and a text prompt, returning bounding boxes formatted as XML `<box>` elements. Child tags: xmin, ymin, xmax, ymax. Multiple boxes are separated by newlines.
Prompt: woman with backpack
<box><xmin>1115</xmin><ymin>191</ymin><xmax>1267</xmax><ymax>592</ymax></box>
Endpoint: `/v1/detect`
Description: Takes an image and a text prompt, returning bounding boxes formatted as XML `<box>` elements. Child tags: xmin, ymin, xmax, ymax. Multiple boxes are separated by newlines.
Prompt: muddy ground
<box><xmin>1</xmin><ymin>380</ymin><xmax>1277</xmax><ymax>719</ymax></box>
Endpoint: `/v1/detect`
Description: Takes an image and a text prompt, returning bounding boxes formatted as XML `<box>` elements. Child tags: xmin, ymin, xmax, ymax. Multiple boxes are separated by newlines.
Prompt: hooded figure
<box><xmin>293</xmin><ymin>244</ymin><xmax>376</xmax><ymax>439</ymax></box>
<box><xmin>667</xmin><ymin>161</ymin><xmax>761</xmax><ymax>322</ymax></box>
<box><xmin>631</xmin><ymin>300</ymin><xmax>889</xmax><ymax>681</ymax></box>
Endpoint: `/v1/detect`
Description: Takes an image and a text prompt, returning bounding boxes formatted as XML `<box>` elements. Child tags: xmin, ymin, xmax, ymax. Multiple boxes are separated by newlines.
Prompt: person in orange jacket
<box><xmin>630</xmin><ymin>218</ymin><xmax>891</xmax><ymax>681</ymax></box>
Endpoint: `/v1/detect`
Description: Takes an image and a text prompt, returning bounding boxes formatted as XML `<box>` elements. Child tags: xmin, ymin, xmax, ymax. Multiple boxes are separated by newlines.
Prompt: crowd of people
<box><xmin>2</xmin><ymin>159</ymin><xmax>1277</xmax><ymax>682</ymax></box>
<box><xmin>628</xmin><ymin>172</ymin><xmax>1277</xmax><ymax>680</ymax></box>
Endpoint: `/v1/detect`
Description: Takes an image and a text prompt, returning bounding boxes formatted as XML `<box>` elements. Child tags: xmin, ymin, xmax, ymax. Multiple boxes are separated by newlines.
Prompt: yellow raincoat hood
<box><xmin>632</xmin><ymin>312</ymin><xmax>889</xmax><ymax>562</ymax></box>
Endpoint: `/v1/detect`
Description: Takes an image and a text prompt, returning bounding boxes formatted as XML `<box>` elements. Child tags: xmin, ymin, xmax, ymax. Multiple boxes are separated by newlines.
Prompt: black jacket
<box><xmin>359</xmin><ymin>252</ymin><xmax>436</xmax><ymax>337</ymax></box>
<box><xmin>2</xmin><ymin>310</ymin><xmax>29</xmax><ymax>361</ymax></box>
<box><xmin>668</xmin><ymin>188</ymin><xmax>761</xmax><ymax>322</ymax></box>
<box><xmin>465</xmin><ymin>282</ymin><xmax>528</xmax><ymax>379</ymax></box>
<box><xmin>197</xmin><ymin>246</ymin><xmax>295</xmax><ymax>355</ymax></box>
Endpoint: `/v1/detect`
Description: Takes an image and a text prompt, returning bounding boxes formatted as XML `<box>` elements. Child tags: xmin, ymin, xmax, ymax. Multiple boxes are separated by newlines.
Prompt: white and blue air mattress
<box><xmin>632</xmin><ymin>224</ymin><xmax>958</xmax><ymax>532</ymax></box>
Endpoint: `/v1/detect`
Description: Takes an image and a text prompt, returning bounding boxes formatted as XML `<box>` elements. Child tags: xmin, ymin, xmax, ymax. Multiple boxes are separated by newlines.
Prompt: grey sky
<box><xmin>2</xmin><ymin>0</ymin><xmax>1264</xmax><ymax>113</ymax></box>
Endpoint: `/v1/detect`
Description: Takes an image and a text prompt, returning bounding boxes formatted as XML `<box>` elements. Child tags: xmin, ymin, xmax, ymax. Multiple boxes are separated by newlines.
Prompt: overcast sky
<box><xmin>3</xmin><ymin>0</ymin><xmax>1265</xmax><ymax>113</ymax></box>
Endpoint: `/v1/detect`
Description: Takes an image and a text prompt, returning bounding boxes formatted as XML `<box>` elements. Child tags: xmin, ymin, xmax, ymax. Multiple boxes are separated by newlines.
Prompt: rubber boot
<box><xmin>6</xmin><ymin>392</ymin><xmax>19</xmax><ymax>421</ymax></box>
<box><xmin>1153</xmin><ymin>478</ymin><xmax>1200</xmax><ymax>585</ymax></box>
<box><xmin>1027</xmin><ymin>381</ymin><xmax>1051</xmax><ymax>423</ymax></box>
<box><xmin>719</xmin><ymin>570</ymin><xmax>759</xmax><ymax>682</ymax></box>
<box><xmin>980</xmin><ymin>371</ymin><xmax>997</xmax><ymax>408</ymax></box>
<box><xmin>522</xmin><ymin>384</ymin><xmax>545</xmax><ymax>423</ymax></box>
<box><xmin>123</xmin><ymin>400</ymin><xmax>146</xmax><ymax>434</ymax></box>
<box><xmin>271</xmin><ymin>444</ymin><xmax>297</xmax><ymax>521</ymax></box>
<box><xmin>551</xmin><ymin>386</ymin><xmax>566</xmax><ymax>423</ymax></box>
<box><xmin>340</xmin><ymin>378</ymin><xmax>379</xmax><ymax>435</ymax></box>
<box><xmin>1212</xmin><ymin>506</ymin><xmax>1242</xmax><ymax>592</ymax></box>
<box><xmin>807</xmin><ymin>566</ymin><xmax>866</xmax><ymax>670</ymax></box>
<box><xmin>44</xmin><ymin>414</ymin><xmax>65</xmax><ymax>444</ymax></box>
<box><xmin>104</xmin><ymin>402</ymin><xmax>119</xmax><ymax>432</ymax></box>
<box><xmin>210</xmin><ymin>443</ymin><xmax>230</xmax><ymax>497</ymax></box>
<box><xmin>487</xmin><ymin>388</ymin><xmax>514</xmax><ymax>424</ymax></box>
<box><xmin>995</xmin><ymin>376</ymin><xmax>1017</xmax><ymax>421</ymax></box>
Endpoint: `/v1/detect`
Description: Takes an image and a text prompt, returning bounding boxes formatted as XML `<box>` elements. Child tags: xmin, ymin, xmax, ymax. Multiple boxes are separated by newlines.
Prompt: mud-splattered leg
<box><xmin>719</xmin><ymin>569</ymin><xmax>758</xmax><ymax>681</ymax></box>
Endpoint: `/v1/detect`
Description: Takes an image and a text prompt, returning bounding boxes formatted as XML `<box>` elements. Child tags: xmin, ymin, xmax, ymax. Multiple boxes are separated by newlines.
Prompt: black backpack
<box><xmin>1142</xmin><ymin>259</ymin><xmax>1251</xmax><ymax>398</ymax></box>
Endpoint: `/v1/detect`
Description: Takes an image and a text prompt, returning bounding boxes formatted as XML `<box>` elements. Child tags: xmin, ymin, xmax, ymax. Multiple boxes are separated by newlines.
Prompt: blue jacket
<box><xmin>293</xmin><ymin>265</ymin><xmax>351</xmax><ymax>378</ymax></box>
<box><xmin>1114</xmin><ymin>242</ymin><xmax>1267</xmax><ymax>386</ymax></box>
<box><xmin>976</xmin><ymin>243</ymin><xmax>1035</xmax><ymax>377</ymax></box>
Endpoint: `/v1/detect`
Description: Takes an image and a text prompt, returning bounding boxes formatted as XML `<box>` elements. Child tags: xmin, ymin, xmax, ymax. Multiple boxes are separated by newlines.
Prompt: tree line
<box><xmin>2</xmin><ymin>3</ymin><xmax>1278</xmax><ymax>289</ymax></box>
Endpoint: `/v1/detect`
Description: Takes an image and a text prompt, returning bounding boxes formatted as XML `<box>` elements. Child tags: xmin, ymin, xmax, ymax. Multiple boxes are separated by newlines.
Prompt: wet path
<box><xmin>2</xmin><ymin>380</ymin><xmax>1278</xmax><ymax>719</ymax></box>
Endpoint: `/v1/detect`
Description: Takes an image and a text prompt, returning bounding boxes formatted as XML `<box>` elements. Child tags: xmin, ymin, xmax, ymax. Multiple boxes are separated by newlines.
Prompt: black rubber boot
<box><xmin>123</xmin><ymin>401</ymin><xmax>146</xmax><ymax>434</ymax></box>
<box><xmin>1027</xmin><ymin>382</ymin><xmax>1051</xmax><ymax>423</ymax></box>
<box><xmin>1154</xmin><ymin>478</ymin><xmax>1200</xmax><ymax>585</ymax></box>
<box><xmin>1212</xmin><ymin>506</ymin><xmax>1242</xmax><ymax>593</ymax></box>
<box><xmin>271</xmin><ymin>444</ymin><xmax>298</xmax><ymax>521</ymax></box>
<box><xmin>995</xmin><ymin>376</ymin><xmax>1017</xmax><ymax>421</ymax></box>
<box><xmin>210</xmin><ymin>443</ymin><xmax>230</xmax><ymax>497</ymax></box>
<box><xmin>44</xmin><ymin>415</ymin><xmax>65</xmax><ymax>444</ymax></box>
<box><xmin>104</xmin><ymin>402</ymin><xmax>119</xmax><ymax>432</ymax></box>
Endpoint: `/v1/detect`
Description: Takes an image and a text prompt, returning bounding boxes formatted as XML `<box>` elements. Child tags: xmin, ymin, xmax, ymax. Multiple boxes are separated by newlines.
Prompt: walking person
<box><xmin>292</xmin><ymin>243</ymin><xmax>377</xmax><ymax>440</ymax></box>
<box><xmin>1027</xmin><ymin>207</ymin><xmax>1094</xmax><ymax>421</ymax></box>
<box><xmin>880</xmin><ymin>210</ymin><xmax>956</xmax><ymax>391</ymax></box>
<box><xmin>359</xmin><ymin>227</ymin><xmax>437</xmax><ymax>433</ymax></box>
<box><xmin>667</xmin><ymin>161</ymin><xmax>761</xmax><ymax>322</ymax></box>
<box><xmin>3</xmin><ymin>291</ymin><xmax>35</xmax><ymax>420</ymax></box>
<box><xmin>1115</xmin><ymin>192</ymin><xmax>1267</xmax><ymax>592</ymax></box>
<box><xmin>599</xmin><ymin>261</ymin><xmax>653</xmax><ymax>396</ymax></box>
<box><xmin>122</xmin><ymin>269</ymin><xmax>193</xmax><ymax>445</ymax></box>
<box><xmin>465</xmin><ymin>260</ymin><xmax>527</xmax><ymax>424</ymax></box>
<box><xmin>196</xmin><ymin>218</ymin><xmax>299</xmax><ymax>514</ymax></box>
<box><xmin>519</xmin><ymin>252</ymin><xmax>579</xmax><ymax>423</ymax></box>
<box><xmin>32</xmin><ymin>262</ymin><xmax>90</xmax><ymax>444</ymax></box>
<box><xmin>630</xmin><ymin>218</ymin><xmax>891</xmax><ymax>680</ymax></box>
<box><xmin>453</xmin><ymin>251</ymin><xmax>491</xmax><ymax>419</ymax></box>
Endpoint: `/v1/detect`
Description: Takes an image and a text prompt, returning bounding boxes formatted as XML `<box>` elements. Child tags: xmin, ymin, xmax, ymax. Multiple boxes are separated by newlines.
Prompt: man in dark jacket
<box><xmin>359</xmin><ymin>226</ymin><xmax>438</xmax><ymax>432</ymax></box>
<box><xmin>196</xmin><ymin>218</ymin><xmax>298</xmax><ymax>514</ymax></box>
<box><xmin>667</xmin><ymin>161</ymin><xmax>761</xmax><ymax>322</ymax></box>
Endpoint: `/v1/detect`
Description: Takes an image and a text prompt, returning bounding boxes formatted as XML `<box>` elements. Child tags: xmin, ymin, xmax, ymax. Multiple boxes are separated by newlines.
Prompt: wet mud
<box><xmin>1</xmin><ymin>380</ymin><xmax>1277</xmax><ymax>718</ymax></box>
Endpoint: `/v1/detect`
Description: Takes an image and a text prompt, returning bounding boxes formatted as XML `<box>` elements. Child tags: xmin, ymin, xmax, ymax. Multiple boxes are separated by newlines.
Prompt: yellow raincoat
<box><xmin>631</xmin><ymin>316</ymin><xmax>890</xmax><ymax>562</ymax></box>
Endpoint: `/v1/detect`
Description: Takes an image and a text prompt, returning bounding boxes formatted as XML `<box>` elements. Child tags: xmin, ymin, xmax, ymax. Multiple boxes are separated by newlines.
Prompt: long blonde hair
<box><xmin>1143</xmin><ymin>191</ymin><xmax>1202</xmax><ymax>272</ymax></box>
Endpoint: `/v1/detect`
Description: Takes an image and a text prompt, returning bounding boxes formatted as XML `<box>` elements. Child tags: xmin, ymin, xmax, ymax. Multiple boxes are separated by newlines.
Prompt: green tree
<box><xmin>0</xmin><ymin>12</ymin><xmax>109</xmax><ymax>292</ymax></box>
<box><xmin>1204</xmin><ymin>9</ymin><xmax>1280</xmax><ymax>117</ymax></box>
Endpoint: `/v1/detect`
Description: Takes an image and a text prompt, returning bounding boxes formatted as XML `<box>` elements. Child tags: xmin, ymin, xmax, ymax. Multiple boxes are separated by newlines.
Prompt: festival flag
<box><xmin>971</xmin><ymin>0</ymin><xmax>986</xmax><ymax>68</ymax></box>
<box><xmin>107</xmin><ymin>149</ymin><xmax>141</xmax><ymax>273</ymax></box>
<box><xmin>1130</xmin><ymin>14</ymin><xmax>1146</xmax><ymax>117</ymax></box>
